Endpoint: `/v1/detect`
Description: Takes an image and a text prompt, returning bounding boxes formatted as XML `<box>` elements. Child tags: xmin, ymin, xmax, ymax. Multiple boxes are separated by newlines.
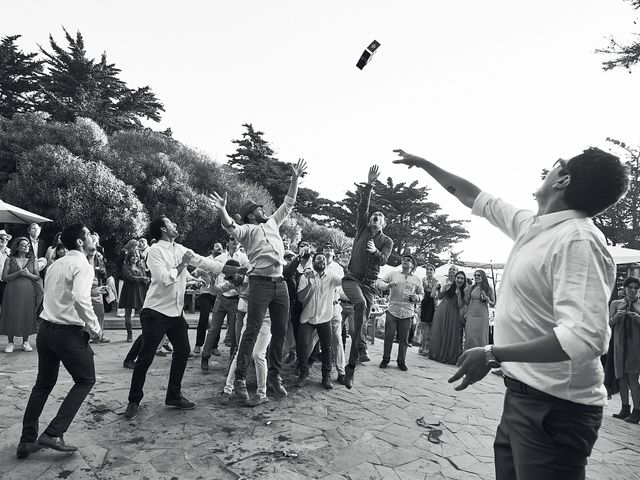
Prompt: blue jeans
<box><xmin>234</xmin><ymin>277</ymin><xmax>289</xmax><ymax>381</ymax></box>
<box><xmin>383</xmin><ymin>311</ymin><xmax>411</xmax><ymax>364</ymax></box>
<box><xmin>20</xmin><ymin>321</ymin><xmax>95</xmax><ymax>443</ymax></box>
<box><xmin>341</xmin><ymin>278</ymin><xmax>374</xmax><ymax>367</ymax></box>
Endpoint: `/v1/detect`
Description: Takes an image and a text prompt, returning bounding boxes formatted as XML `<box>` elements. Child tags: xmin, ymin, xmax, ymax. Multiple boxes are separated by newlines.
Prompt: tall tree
<box><xmin>592</xmin><ymin>138</ymin><xmax>640</xmax><ymax>248</ymax></box>
<box><xmin>38</xmin><ymin>28</ymin><xmax>164</xmax><ymax>133</ymax></box>
<box><xmin>597</xmin><ymin>1</ymin><xmax>640</xmax><ymax>71</ymax></box>
<box><xmin>330</xmin><ymin>178</ymin><xmax>469</xmax><ymax>265</ymax></box>
<box><xmin>0</xmin><ymin>35</ymin><xmax>43</xmax><ymax>117</ymax></box>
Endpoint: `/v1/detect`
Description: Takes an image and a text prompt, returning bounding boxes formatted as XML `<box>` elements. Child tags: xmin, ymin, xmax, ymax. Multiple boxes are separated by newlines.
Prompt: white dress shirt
<box><xmin>472</xmin><ymin>191</ymin><xmax>616</xmax><ymax>406</ymax></box>
<box><xmin>144</xmin><ymin>240</ymin><xmax>224</xmax><ymax>317</ymax></box>
<box><xmin>41</xmin><ymin>250</ymin><xmax>101</xmax><ymax>335</ymax></box>
<box><xmin>377</xmin><ymin>270</ymin><xmax>424</xmax><ymax>319</ymax></box>
<box><xmin>213</xmin><ymin>250</ymin><xmax>249</xmax><ymax>297</ymax></box>
<box><xmin>298</xmin><ymin>270</ymin><xmax>343</xmax><ymax>325</ymax></box>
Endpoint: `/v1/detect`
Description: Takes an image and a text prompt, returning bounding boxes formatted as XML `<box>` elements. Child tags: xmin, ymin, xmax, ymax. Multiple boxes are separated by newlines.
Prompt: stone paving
<box><xmin>1</xmin><ymin>313</ymin><xmax>639</xmax><ymax>480</ymax></box>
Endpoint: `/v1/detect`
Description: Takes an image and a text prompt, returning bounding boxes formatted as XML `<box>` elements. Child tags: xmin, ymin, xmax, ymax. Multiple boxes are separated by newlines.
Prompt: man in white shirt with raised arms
<box><xmin>394</xmin><ymin>147</ymin><xmax>629</xmax><ymax>480</ymax></box>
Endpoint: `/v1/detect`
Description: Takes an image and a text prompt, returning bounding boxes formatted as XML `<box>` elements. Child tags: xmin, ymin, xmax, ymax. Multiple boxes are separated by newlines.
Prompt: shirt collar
<box><xmin>157</xmin><ymin>239</ymin><xmax>175</xmax><ymax>248</ymax></box>
<box><xmin>533</xmin><ymin>209</ymin><xmax>587</xmax><ymax>229</ymax></box>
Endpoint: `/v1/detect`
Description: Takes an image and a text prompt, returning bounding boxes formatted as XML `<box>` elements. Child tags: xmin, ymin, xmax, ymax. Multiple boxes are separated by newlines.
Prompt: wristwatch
<box><xmin>484</xmin><ymin>344</ymin><xmax>501</xmax><ymax>369</ymax></box>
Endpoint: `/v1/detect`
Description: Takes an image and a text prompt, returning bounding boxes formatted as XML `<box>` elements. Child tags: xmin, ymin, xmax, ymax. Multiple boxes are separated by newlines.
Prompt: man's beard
<box><xmin>313</xmin><ymin>265</ymin><xmax>325</xmax><ymax>273</ymax></box>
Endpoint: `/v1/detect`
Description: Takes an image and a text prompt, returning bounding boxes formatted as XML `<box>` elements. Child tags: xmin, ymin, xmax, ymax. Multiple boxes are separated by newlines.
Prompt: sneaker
<box><xmin>246</xmin><ymin>395</ymin><xmax>270</xmax><ymax>407</ymax></box>
<box><xmin>165</xmin><ymin>395</ymin><xmax>196</xmax><ymax>410</ymax></box>
<box><xmin>193</xmin><ymin>346</ymin><xmax>201</xmax><ymax>354</ymax></box>
<box><xmin>295</xmin><ymin>372</ymin><xmax>309</xmax><ymax>388</ymax></box>
<box><xmin>123</xmin><ymin>360</ymin><xmax>135</xmax><ymax>369</ymax></box>
<box><xmin>398</xmin><ymin>362</ymin><xmax>408</xmax><ymax>372</ymax></box>
<box><xmin>359</xmin><ymin>353</ymin><xmax>370</xmax><ymax>363</ymax></box>
<box><xmin>99</xmin><ymin>337</ymin><xmax>111</xmax><ymax>343</ymax></box>
<box><xmin>219</xmin><ymin>391</ymin><xmax>233</xmax><ymax>405</ymax></box>
<box><xmin>22</xmin><ymin>342</ymin><xmax>33</xmax><ymax>352</ymax></box>
<box><xmin>379</xmin><ymin>360</ymin><xmax>389</xmax><ymax>368</ymax></box>
<box><xmin>624</xmin><ymin>409</ymin><xmax>640</xmax><ymax>424</ymax></box>
<box><xmin>336</xmin><ymin>374</ymin><xmax>345</xmax><ymax>385</ymax></box>
<box><xmin>5</xmin><ymin>343</ymin><xmax>14</xmax><ymax>353</ymax></box>
<box><xmin>234</xmin><ymin>379</ymin><xmax>249</xmax><ymax>401</ymax></box>
<box><xmin>211</xmin><ymin>348</ymin><xmax>221</xmax><ymax>357</ymax></box>
<box><xmin>344</xmin><ymin>365</ymin><xmax>355</xmax><ymax>389</ymax></box>
<box><xmin>201</xmin><ymin>358</ymin><xmax>209</xmax><ymax>371</ymax></box>
<box><xmin>267</xmin><ymin>375</ymin><xmax>288</xmax><ymax>397</ymax></box>
<box><xmin>124</xmin><ymin>402</ymin><xmax>139</xmax><ymax>420</ymax></box>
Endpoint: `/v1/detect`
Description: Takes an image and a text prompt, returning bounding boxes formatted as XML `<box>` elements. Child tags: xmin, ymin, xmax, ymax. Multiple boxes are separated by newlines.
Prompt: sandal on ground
<box><xmin>427</xmin><ymin>429</ymin><xmax>443</xmax><ymax>444</ymax></box>
<box><xmin>416</xmin><ymin>416</ymin><xmax>441</xmax><ymax>428</ymax></box>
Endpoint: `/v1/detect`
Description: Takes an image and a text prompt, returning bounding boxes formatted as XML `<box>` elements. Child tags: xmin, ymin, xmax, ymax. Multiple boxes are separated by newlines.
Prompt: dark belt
<box><xmin>249</xmin><ymin>275</ymin><xmax>285</xmax><ymax>283</ymax></box>
<box><xmin>223</xmin><ymin>295</ymin><xmax>239</xmax><ymax>299</ymax></box>
<box><xmin>503</xmin><ymin>375</ymin><xmax>603</xmax><ymax>413</ymax></box>
<box><xmin>41</xmin><ymin>319</ymin><xmax>83</xmax><ymax>330</ymax></box>
<box><xmin>340</xmin><ymin>300</ymin><xmax>353</xmax><ymax>305</ymax></box>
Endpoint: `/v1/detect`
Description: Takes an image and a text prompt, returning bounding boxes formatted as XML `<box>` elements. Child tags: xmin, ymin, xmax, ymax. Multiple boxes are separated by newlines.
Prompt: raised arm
<box><xmin>356</xmin><ymin>165</ymin><xmax>380</xmax><ymax>229</ymax></box>
<box><xmin>393</xmin><ymin>150</ymin><xmax>480</xmax><ymax>209</ymax></box>
<box><xmin>209</xmin><ymin>191</ymin><xmax>234</xmax><ymax>229</ymax></box>
<box><xmin>286</xmin><ymin>158</ymin><xmax>307</xmax><ymax>203</ymax></box>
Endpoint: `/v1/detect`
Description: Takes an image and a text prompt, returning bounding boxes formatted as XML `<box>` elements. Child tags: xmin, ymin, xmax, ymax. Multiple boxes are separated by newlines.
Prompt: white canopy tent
<box><xmin>0</xmin><ymin>199</ymin><xmax>52</xmax><ymax>224</ymax></box>
<box><xmin>607</xmin><ymin>245</ymin><xmax>640</xmax><ymax>265</ymax></box>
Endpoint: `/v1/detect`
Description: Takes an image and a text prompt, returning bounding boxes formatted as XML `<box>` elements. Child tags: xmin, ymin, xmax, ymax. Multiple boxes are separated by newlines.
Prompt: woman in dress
<box><xmin>609</xmin><ymin>276</ymin><xmax>640</xmax><ymax>424</ymax></box>
<box><xmin>463</xmin><ymin>269</ymin><xmax>495</xmax><ymax>350</ymax></box>
<box><xmin>1</xmin><ymin>237</ymin><xmax>40</xmax><ymax>353</ymax></box>
<box><xmin>418</xmin><ymin>263</ymin><xmax>438</xmax><ymax>356</ymax></box>
<box><xmin>118</xmin><ymin>249</ymin><xmax>150</xmax><ymax>342</ymax></box>
<box><xmin>429</xmin><ymin>270</ymin><xmax>467</xmax><ymax>365</ymax></box>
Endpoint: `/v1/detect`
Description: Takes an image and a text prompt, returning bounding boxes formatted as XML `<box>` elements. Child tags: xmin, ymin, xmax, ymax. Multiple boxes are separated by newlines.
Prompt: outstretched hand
<box><xmin>447</xmin><ymin>347</ymin><xmax>491</xmax><ymax>391</ymax></box>
<box><xmin>292</xmin><ymin>158</ymin><xmax>307</xmax><ymax>178</ymax></box>
<box><xmin>392</xmin><ymin>149</ymin><xmax>426</xmax><ymax>169</ymax></box>
<box><xmin>367</xmin><ymin>165</ymin><xmax>380</xmax><ymax>185</ymax></box>
<box><xmin>208</xmin><ymin>191</ymin><xmax>227</xmax><ymax>211</ymax></box>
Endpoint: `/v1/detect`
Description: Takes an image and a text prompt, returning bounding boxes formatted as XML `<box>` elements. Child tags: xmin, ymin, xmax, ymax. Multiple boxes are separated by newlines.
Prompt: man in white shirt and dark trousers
<box><xmin>210</xmin><ymin>158</ymin><xmax>307</xmax><ymax>401</ymax></box>
<box><xmin>296</xmin><ymin>252</ymin><xmax>344</xmax><ymax>389</ymax></box>
<box><xmin>394</xmin><ymin>147</ymin><xmax>629</xmax><ymax>480</ymax></box>
<box><xmin>124</xmin><ymin>216</ymin><xmax>243</xmax><ymax>420</ymax></box>
<box><xmin>17</xmin><ymin>223</ymin><xmax>102</xmax><ymax>458</ymax></box>
<box><xmin>377</xmin><ymin>254</ymin><xmax>424</xmax><ymax>371</ymax></box>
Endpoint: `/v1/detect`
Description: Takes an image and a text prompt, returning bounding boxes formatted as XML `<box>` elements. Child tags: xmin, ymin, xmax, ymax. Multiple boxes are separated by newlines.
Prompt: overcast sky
<box><xmin>3</xmin><ymin>1</ymin><xmax>639</xmax><ymax>262</ymax></box>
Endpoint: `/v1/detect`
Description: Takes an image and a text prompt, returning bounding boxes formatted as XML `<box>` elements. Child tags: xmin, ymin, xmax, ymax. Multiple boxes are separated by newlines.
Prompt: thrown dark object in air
<box><xmin>356</xmin><ymin>40</ymin><xmax>381</xmax><ymax>70</ymax></box>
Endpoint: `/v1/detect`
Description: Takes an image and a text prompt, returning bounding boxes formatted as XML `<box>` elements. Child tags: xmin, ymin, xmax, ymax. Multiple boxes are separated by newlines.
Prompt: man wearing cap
<box><xmin>342</xmin><ymin>166</ymin><xmax>394</xmax><ymax>389</ymax></box>
<box><xmin>376</xmin><ymin>254</ymin><xmax>424</xmax><ymax>371</ymax></box>
<box><xmin>209</xmin><ymin>158</ymin><xmax>307</xmax><ymax>400</ymax></box>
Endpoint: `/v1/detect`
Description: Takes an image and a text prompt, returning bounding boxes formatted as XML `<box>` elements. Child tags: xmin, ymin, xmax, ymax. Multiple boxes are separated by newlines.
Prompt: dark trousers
<box><xmin>195</xmin><ymin>293</ymin><xmax>215</xmax><ymax>347</ymax></box>
<box><xmin>383</xmin><ymin>312</ymin><xmax>411</xmax><ymax>364</ymax></box>
<box><xmin>202</xmin><ymin>295</ymin><xmax>239</xmax><ymax>358</ymax></box>
<box><xmin>128</xmin><ymin>308</ymin><xmax>190</xmax><ymax>404</ymax></box>
<box><xmin>297</xmin><ymin>321</ymin><xmax>333</xmax><ymax>376</ymax></box>
<box><xmin>124</xmin><ymin>334</ymin><xmax>143</xmax><ymax>362</ymax></box>
<box><xmin>234</xmin><ymin>278</ymin><xmax>289</xmax><ymax>381</ymax></box>
<box><xmin>342</xmin><ymin>279</ymin><xmax>374</xmax><ymax>366</ymax></box>
<box><xmin>20</xmin><ymin>321</ymin><xmax>96</xmax><ymax>443</ymax></box>
<box><xmin>495</xmin><ymin>382</ymin><xmax>603</xmax><ymax>480</ymax></box>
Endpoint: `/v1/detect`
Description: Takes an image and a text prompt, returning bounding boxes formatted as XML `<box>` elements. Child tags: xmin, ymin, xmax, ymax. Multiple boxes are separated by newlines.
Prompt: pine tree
<box><xmin>0</xmin><ymin>35</ymin><xmax>43</xmax><ymax>117</ymax></box>
<box><xmin>38</xmin><ymin>28</ymin><xmax>164</xmax><ymax>133</ymax></box>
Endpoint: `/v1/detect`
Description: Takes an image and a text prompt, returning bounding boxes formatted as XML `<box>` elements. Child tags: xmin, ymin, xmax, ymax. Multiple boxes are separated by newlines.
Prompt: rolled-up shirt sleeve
<box><xmin>72</xmin><ymin>263</ymin><xmax>101</xmax><ymax>335</ymax></box>
<box><xmin>552</xmin><ymin>240</ymin><xmax>613</xmax><ymax>363</ymax></box>
<box><xmin>471</xmin><ymin>191</ymin><xmax>534</xmax><ymax>241</ymax></box>
<box><xmin>147</xmin><ymin>247</ymin><xmax>178</xmax><ymax>286</ymax></box>
<box><xmin>190</xmin><ymin>252</ymin><xmax>224</xmax><ymax>275</ymax></box>
<box><xmin>272</xmin><ymin>195</ymin><xmax>295</xmax><ymax>226</ymax></box>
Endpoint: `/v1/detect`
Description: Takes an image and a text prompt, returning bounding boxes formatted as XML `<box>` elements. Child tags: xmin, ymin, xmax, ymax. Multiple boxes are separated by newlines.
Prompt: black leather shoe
<box><xmin>200</xmin><ymin>358</ymin><xmax>209</xmax><ymax>371</ymax></box>
<box><xmin>295</xmin><ymin>372</ymin><xmax>308</xmax><ymax>388</ymax></box>
<box><xmin>267</xmin><ymin>375</ymin><xmax>288</xmax><ymax>397</ymax></box>
<box><xmin>322</xmin><ymin>376</ymin><xmax>334</xmax><ymax>390</ymax></box>
<box><xmin>344</xmin><ymin>365</ymin><xmax>355</xmax><ymax>389</ymax></box>
<box><xmin>359</xmin><ymin>353</ymin><xmax>371</xmax><ymax>363</ymax></box>
<box><xmin>379</xmin><ymin>360</ymin><xmax>389</xmax><ymax>368</ymax></box>
<box><xmin>37</xmin><ymin>433</ymin><xmax>77</xmax><ymax>452</ymax></box>
<box><xmin>165</xmin><ymin>396</ymin><xmax>196</xmax><ymax>410</ymax></box>
<box><xmin>398</xmin><ymin>362</ymin><xmax>408</xmax><ymax>372</ymax></box>
<box><xmin>124</xmin><ymin>402</ymin><xmax>139</xmax><ymax>420</ymax></box>
<box><xmin>234</xmin><ymin>379</ymin><xmax>249</xmax><ymax>401</ymax></box>
<box><xmin>16</xmin><ymin>442</ymin><xmax>40</xmax><ymax>459</ymax></box>
<box><xmin>336</xmin><ymin>374</ymin><xmax>345</xmax><ymax>385</ymax></box>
